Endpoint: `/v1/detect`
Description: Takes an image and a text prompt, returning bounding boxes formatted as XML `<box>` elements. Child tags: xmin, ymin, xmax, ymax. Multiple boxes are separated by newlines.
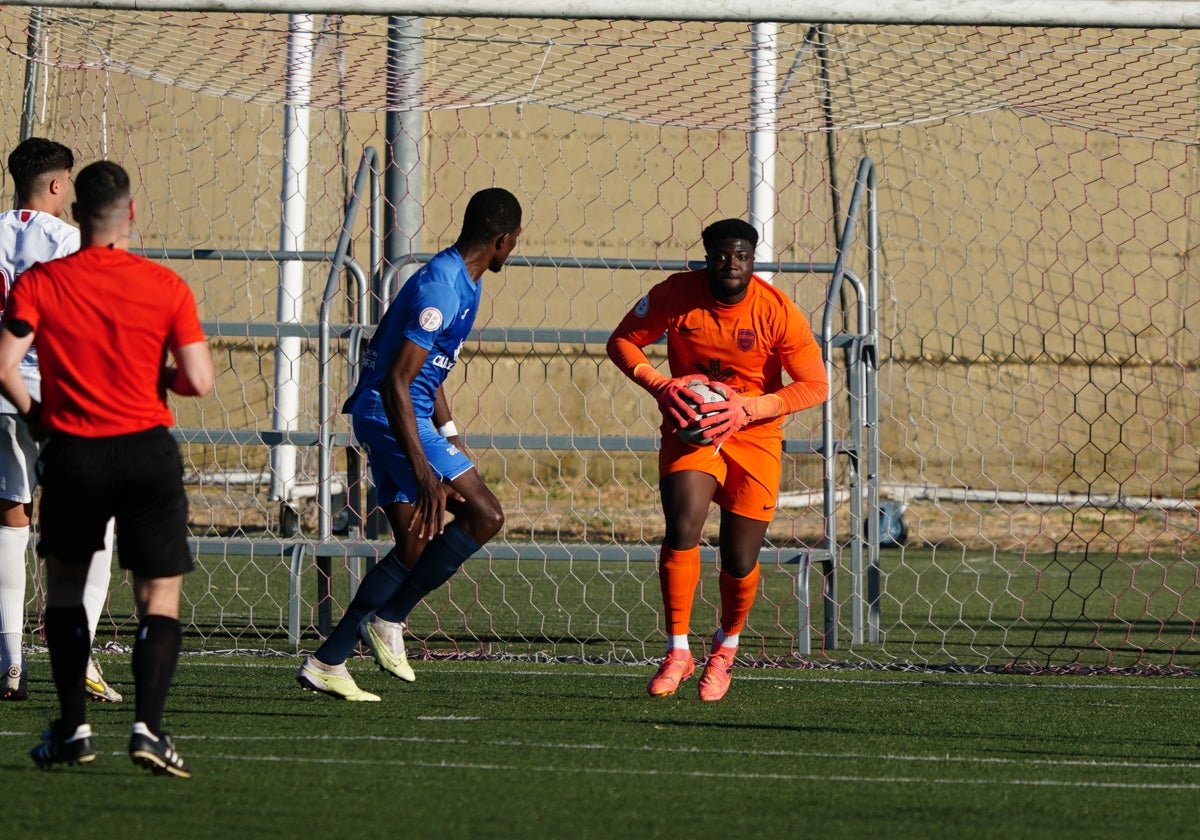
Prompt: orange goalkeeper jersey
<box><xmin>608</xmin><ymin>269</ymin><xmax>827</xmax><ymax>432</ymax></box>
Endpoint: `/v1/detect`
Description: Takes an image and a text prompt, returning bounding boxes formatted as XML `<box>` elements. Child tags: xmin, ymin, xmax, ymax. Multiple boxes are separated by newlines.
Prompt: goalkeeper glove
<box><xmin>631</xmin><ymin>364</ymin><xmax>711</xmax><ymax>430</ymax></box>
<box><xmin>698</xmin><ymin>391</ymin><xmax>784</xmax><ymax>447</ymax></box>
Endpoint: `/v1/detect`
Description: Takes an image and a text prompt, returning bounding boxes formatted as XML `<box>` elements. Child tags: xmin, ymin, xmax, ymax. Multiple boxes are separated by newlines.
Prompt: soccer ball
<box><xmin>676</xmin><ymin>380</ymin><xmax>729</xmax><ymax>446</ymax></box>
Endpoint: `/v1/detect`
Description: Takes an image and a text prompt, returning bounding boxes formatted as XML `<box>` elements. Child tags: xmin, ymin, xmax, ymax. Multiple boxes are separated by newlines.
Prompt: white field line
<box><xmin>120</xmin><ymin>752</ymin><xmax>1200</xmax><ymax>790</ymax></box>
<box><xmin>3</xmin><ymin>729</ymin><xmax>1197</xmax><ymax>784</ymax></box>
<box><xmin>504</xmin><ymin>670</ymin><xmax>1200</xmax><ymax>692</ymax></box>
<box><xmin>162</xmin><ymin>658</ymin><xmax>1200</xmax><ymax>693</ymax></box>
<box><xmin>9</xmin><ymin>660</ymin><xmax>1196</xmax><ymax>791</ymax></box>
<box><xmin>26</xmin><ymin>654</ymin><xmax>1200</xmax><ymax>696</ymax></box>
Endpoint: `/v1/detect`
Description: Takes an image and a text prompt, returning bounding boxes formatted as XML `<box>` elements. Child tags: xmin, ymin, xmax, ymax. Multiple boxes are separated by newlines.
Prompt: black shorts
<box><xmin>36</xmin><ymin>425</ymin><xmax>193</xmax><ymax>579</ymax></box>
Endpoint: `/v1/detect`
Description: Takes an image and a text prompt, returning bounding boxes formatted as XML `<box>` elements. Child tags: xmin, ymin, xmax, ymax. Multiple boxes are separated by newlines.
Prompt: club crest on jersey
<box><xmin>419</xmin><ymin>306</ymin><xmax>443</xmax><ymax>331</ymax></box>
<box><xmin>737</xmin><ymin>329</ymin><xmax>755</xmax><ymax>351</ymax></box>
<box><xmin>634</xmin><ymin>295</ymin><xmax>649</xmax><ymax>317</ymax></box>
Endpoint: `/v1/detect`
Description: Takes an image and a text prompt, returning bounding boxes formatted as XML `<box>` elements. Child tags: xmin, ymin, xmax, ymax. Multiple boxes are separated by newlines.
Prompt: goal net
<box><xmin>1</xmin><ymin>4</ymin><xmax>1197</xmax><ymax>671</ymax></box>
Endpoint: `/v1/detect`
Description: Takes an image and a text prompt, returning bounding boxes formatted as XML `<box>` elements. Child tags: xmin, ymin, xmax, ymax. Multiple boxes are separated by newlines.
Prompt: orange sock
<box><xmin>659</xmin><ymin>546</ymin><xmax>702</xmax><ymax>637</ymax></box>
<box><xmin>718</xmin><ymin>564</ymin><xmax>761</xmax><ymax>639</ymax></box>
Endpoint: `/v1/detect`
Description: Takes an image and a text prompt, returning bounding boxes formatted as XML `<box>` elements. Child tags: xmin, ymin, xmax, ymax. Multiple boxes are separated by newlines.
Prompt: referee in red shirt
<box><xmin>0</xmin><ymin>160</ymin><xmax>213</xmax><ymax>778</ymax></box>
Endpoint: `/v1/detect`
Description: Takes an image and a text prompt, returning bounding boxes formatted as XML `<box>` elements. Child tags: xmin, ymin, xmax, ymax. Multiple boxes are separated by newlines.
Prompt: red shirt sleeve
<box><xmin>6</xmin><ymin>264</ymin><xmax>41</xmax><ymax>333</ymax></box>
<box><xmin>169</xmin><ymin>281</ymin><xmax>205</xmax><ymax>350</ymax></box>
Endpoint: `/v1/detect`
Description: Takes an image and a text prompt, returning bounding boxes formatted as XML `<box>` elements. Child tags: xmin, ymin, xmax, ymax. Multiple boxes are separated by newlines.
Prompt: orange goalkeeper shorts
<box><xmin>659</xmin><ymin>423</ymin><xmax>783</xmax><ymax>522</ymax></box>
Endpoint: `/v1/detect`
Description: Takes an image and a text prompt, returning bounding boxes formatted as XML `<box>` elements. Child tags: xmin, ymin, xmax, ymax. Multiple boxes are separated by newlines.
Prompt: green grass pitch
<box><xmin>5</xmin><ymin>655</ymin><xmax>1199</xmax><ymax>839</ymax></box>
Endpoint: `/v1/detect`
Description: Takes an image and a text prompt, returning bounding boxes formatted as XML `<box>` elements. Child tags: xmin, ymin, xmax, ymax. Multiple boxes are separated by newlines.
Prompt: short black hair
<box><xmin>73</xmin><ymin>160</ymin><xmax>131</xmax><ymax>225</ymax></box>
<box><xmin>701</xmin><ymin>218</ymin><xmax>759</xmax><ymax>248</ymax></box>
<box><xmin>459</xmin><ymin>188</ymin><xmax>522</xmax><ymax>245</ymax></box>
<box><xmin>7</xmin><ymin>137</ymin><xmax>74</xmax><ymax>203</ymax></box>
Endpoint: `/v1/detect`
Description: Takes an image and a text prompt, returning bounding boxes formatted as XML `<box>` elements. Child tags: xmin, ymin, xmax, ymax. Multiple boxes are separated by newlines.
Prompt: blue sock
<box><xmin>315</xmin><ymin>547</ymin><xmax>409</xmax><ymax>666</ymax></box>
<box><xmin>377</xmin><ymin>523</ymin><xmax>480</xmax><ymax>624</ymax></box>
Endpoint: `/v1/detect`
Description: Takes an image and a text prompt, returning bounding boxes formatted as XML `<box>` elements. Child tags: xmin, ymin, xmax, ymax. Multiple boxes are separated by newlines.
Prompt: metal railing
<box><xmin>152</xmin><ymin>150</ymin><xmax>880</xmax><ymax>653</ymax></box>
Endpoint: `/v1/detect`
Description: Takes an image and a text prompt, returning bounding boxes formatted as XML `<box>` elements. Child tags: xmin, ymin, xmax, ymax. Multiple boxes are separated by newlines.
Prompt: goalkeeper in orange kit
<box><xmin>606</xmin><ymin>218</ymin><xmax>828</xmax><ymax>701</ymax></box>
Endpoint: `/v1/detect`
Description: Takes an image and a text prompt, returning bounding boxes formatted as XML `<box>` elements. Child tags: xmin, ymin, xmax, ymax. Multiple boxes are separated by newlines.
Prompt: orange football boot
<box><xmin>647</xmin><ymin>648</ymin><xmax>695</xmax><ymax>697</ymax></box>
<box><xmin>698</xmin><ymin>640</ymin><xmax>737</xmax><ymax>702</ymax></box>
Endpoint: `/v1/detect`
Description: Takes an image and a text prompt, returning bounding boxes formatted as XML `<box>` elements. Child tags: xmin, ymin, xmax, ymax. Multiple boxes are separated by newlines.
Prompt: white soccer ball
<box><xmin>676</xmin><ymin>380</ymin><xmax>729</xmax><ymax>446</ymax></box>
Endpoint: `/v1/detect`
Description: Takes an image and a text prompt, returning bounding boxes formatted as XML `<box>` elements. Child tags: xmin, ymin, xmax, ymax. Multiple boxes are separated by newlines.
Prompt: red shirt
<box><xmin>8</xmin><ymin>245</ymin><xmax>205</xmax><ymax>437</ymax></box>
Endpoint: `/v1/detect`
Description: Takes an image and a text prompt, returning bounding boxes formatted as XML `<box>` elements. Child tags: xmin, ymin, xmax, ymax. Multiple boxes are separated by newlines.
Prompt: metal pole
<box><xmin>816</xmin><ymin>25</ymin><xmax>843</xmax><ymax>246</ymax></box>
<box><xmin>271</xmin><ymin>13</ymin><xmax>315</xmax><ymax>508</ymax></box>
<box><xmin>15</xmin><ymin>0</ymin><xmax>1195</xmax><ymax>28</ymax></box>
<box><xmin>19</xmin><ymin>7</ymin><xmax>46</xmax><ymax>143</ymax></box>
<box><xmin>384</xmin><ymin>16</ymin><xmax>424</xmax><ymax>316</ymax></box>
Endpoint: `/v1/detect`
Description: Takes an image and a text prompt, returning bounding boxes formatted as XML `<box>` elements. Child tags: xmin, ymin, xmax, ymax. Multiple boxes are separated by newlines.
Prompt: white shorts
<box><xmin>0</xmin><ymin>414</ymin><xmax>39</xmax><ymax>505</ymax></box>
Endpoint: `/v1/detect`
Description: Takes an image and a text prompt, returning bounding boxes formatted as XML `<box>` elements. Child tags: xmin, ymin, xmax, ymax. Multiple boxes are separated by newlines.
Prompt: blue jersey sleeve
<box><xmin>402</xmin><ymin>281</ymin><xmax>459</xmax><ymax>351</ymax></box>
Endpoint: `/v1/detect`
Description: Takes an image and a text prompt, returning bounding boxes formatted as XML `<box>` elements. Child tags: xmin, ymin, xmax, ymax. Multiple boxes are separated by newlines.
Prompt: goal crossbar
<box><xmin>3</xmin><ymin>0</ymin><xmax>1199</xmax><ymax>28</ymax></box>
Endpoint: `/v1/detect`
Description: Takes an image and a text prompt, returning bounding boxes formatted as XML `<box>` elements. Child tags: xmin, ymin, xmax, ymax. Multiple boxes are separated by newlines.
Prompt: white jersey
<box><xmin>0</xmin><ymin>209</ymin><xmax>79</xmax><ymax>413</ymax></box>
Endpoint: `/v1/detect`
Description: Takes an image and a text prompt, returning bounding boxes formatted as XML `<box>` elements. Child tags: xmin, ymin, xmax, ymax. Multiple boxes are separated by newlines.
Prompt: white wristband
<box><xmin>437</xmin><ymin>421</ymin><xmax>458</xmax><ymax>438</ymax></box>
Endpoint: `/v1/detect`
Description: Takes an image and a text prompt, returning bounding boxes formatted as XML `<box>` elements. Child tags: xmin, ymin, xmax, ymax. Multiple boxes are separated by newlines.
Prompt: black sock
<box><xmin>43</xmin><ymin>605</ymin><xmax>90</xmax><ymax>731</ymax></box>
<box><xmin>314</xmin><ymin>546</ymin><xmax>410</xmax><ymax>666</ymax></box>
<box><xmin>378</xmin><ymin>524</ymin><xmax>480</xmax><ymax>624</ymax></box>
<box><xmin>132</xmin><ymin>614</ymin><xmax>182</xmax><ymax>733</ymax></box>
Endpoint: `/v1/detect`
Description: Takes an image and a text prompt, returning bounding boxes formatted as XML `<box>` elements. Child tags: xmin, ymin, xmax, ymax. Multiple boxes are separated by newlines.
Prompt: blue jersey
<box><xmin>344</xmin><ymin>245</ymin><xmax>481</xmax><ymax>419</ymax></box>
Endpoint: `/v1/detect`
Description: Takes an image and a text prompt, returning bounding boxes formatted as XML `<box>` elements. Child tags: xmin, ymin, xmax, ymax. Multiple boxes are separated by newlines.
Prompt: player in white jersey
<box><xmin>0</xmin><ymin>138</ymin><xmax>121</xmax><ymax>702</ymax></box>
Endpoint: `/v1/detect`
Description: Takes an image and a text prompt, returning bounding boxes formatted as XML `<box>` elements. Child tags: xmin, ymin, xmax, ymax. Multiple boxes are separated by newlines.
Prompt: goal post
<box><xmin>1</xmin><ymin>2</ymin><xmax>1197</xmax><ymax>672</ymax></box>
<box><xmin>6</xmin><ymin>0</ymin><xmax>1200</xmax><ymax>27</ymax></box>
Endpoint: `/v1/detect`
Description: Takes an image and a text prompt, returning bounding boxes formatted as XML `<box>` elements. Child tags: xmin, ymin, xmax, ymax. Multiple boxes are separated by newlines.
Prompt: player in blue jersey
<box><xmin>298</xmin><ymin>188</ymin><xmax>522</xmax><ymax>700</ymax></box>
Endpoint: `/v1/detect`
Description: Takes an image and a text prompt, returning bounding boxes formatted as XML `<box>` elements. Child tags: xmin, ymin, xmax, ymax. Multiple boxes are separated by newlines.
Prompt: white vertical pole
<box><xmin>749</xmin><ymin>22</ymin><xmax>779</xmax><ymax>283</ymax></box>
<box><xmin>271</xmin><ymin>14</ymin><xmax>315</xmax><ymax>504</ymax></box>
<box><xmin>385</xmin><ymin>15</ymin><xmax>425</xmax><ymax>311</ymax></box>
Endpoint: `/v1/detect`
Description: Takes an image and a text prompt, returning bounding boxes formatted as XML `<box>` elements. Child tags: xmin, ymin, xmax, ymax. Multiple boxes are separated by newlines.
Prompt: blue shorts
<box><xmin>351</xmin><ymin>409</ymin><xmax>474</xmax><ymax>506</ymax></box>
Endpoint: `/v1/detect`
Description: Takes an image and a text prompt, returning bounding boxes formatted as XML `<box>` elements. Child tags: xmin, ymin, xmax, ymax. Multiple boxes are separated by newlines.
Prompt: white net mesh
<box><xmin>12</xmin><ymin>15</ymin><xmax>1196</xmax><ymax>139</ymax></box>
<box><xmin>2</xmin><ymin>8</ymin><xmax>1197</xmax><ymax>669</ymax></box>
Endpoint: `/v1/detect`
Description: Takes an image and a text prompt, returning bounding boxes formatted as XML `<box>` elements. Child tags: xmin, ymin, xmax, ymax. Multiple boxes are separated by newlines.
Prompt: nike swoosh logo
<box><xmin>679</xmin><ymin>325</ymin><xmax>699</xmax><ymax>332</ymax></box>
